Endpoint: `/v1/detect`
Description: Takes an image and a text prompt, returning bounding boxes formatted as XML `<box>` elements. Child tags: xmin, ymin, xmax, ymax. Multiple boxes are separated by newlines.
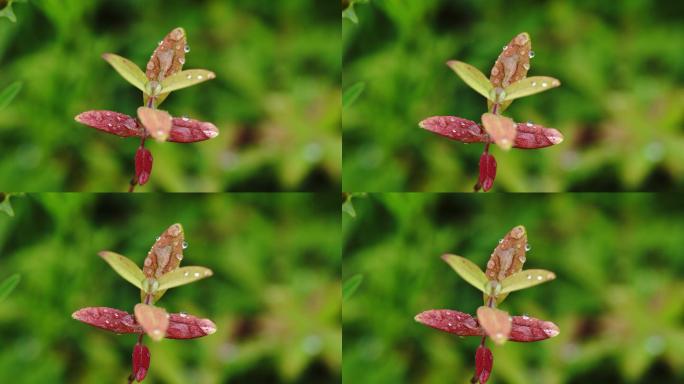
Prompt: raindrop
<box><xmin>158</xmin><ymin>41</ymin><xmax>163</xmax><ymax>46</ymax></box>
<box><xmin>542</xmin><ymin>81</ymin><xmax>548</xmax><ymax>88</ymax></box>
<box><xmin>197</xmin><ymin>75</ymin><xmax>204</xmax><ymax>80</ymax></box>
<box><xmin>183</xmin><ymin>271</ymin><xmax>190</xmax><ymax>277</ymax></box>
<box><xmin>531</xmin><ymin>81</ymin><xmax>537</xmax><ymax>87</ymax></box>
<box><xmin>182</xmin><ymin>116</ymin><xmax>190</xmax><ymax>121</ymax></box>
<box><xmin>156</xmin><ymin>236</ymin><xmax>161</xmax><ymax>241</ymax></box>
<box><xmin>536</xmin><ymin>275</ymin><xmax>543</xmax><ymax>281</ymax></box>
<box><xmin>527</xmin><ymin>275</ymin><xmax>533</xmax><ymax>280</ymax></box>
<box><xmin>499</xmin><ymin>238</ymin><xmax>504</xmax><ymax>244</ymax></box>
<box><xmin>107</xmin><ymin>123</ymin><xmax>113</xmax><ymax>127</ymax></box>
<box><xmin>528</xmin><ymin>50</ymin><xmax>535</xmax><ymax>58</ymax></box>
<box><xmin>525</xmin><ymin>244</ymin><xmax>531</xmax><ymax>251</ymax></box>
<box><xmin>194</xmin><ymin>272</ymin><xmax>200</xmax><ymax>277</ymax></box>
<box><xmin>451</xmin><ymin>129</ymin><xmax>457</xmax><ymax>133</ymax></box>
<box><xmin>502</xmin><ymin>45</ymin><xmax>508</xmax><ymax>51</ymax></box>
<box><xmin>179</xmin><ymin>312</ymin><xmax>188</xmax><ymax>317</ymax></box>
<box><xmin>526</xmin><ymin>121</ymin><xmax>533</xmax><ymax>127</ymax></box>
<box><xmin>184</xmin><ymin>44</ymin><xmax>190</xmax><ymax>53</ymax></box>
<box><xmin>186</xmin><ymin>74</ymin><xmax>193</xmax><ymax>80</ymax></box>
<box><xmin>447</xmin><ymin>322</ymin><xmax>453</xmax><ymax>327</ymax></box>
<box><xmin>105</xmin><ymin>320</ymin><xmax>110</xmax><ymax>324</ymax></box>
<box><xmin>182</xmin><ymin>241</ymin><xmax>188</xmax><ymax>249</ymax></box>
<box><xmin>522</xmin><ymin>314</ymin><xmax>529</xmax><ymax>320</ymax></box>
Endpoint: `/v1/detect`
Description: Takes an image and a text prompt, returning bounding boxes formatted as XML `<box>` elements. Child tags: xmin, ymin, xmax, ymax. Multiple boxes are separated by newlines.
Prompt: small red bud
<box><xmin>478</xmin><ymin>152</ymin><xmax>497</xmax><ymax>192</ymax></box>
<box><xmin>132</xmin><ymin>343</ymin><xmax>150</xmax><ymax>382</ymax></box>
<box><xmin>135</xmin><ymin>147</ymin><xmax>153</xmax><ymax>186</ymax></box>
<box><xmin>475</xmin><ymin>345</ymin><xmax>493</xmax><ymax>383</ymax></box>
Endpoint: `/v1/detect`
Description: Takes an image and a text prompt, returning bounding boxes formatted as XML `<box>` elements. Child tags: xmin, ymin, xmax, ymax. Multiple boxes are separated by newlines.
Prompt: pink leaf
<box><xmin>414</xmin><ymin>309</ymin><xmax>483</xmax><ymax>336</ymax></box>
<box><xmin>74</xmin><ymin>110</ymin><xmax>142</xmax><ymax>137</ymax></box>
<box><xmin>478</xmin><ymin>152</ymin><xmax>497</xmax><ymax>192</ymax></box>
<box><xmin>132</xmin><ymin>343</ymin><xmax>150</xmax><ymax>382</ymax></box>
<box><xmin>168</xmin><ymin>117</ymin><xmax>219</xmax><ymax>143</ymax></box>
<box><xmin>71</xmin><ymin>307</ymin><xmax>142</xmax><ymax>334</ymax></box>
<box><xmin>509</xmin><ymin>315</ymin><xmax>560</xmax><ymax>342</ymax></box>
<box><xmin>514</xmin><ymin>122</ymin><xmax>564</xmax><ymax>149</ymax></box>
<box><xmin>418</xmin><ymin>116</ymin><xmax>485</xmax><ymax>143</ymax></box>
<box><xmin>475</xmin><ymin>346</ymin><xmax>493</xmax><ymax>383</ymax></box>
<box><xmin>165</xmin><ymin>312</ymin><xmax>217</xmax><ymax>339</ymax></box>
<box><xmin>135</xmin><ymin>147</ymin><xmax>153</xmax><ymax>186</ymax></box>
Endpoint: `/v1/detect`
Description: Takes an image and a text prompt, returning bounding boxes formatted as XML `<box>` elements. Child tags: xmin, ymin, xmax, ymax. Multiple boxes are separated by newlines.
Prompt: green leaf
<box><xmin>343</xmin><ymin>82</ymin><xmax>365</xmax><ymax>110</ymax></box>
<box><xmin>503</xmin><ymin>76</ymin><xmax>561</xmax><ymax>101</ymax></box>
<box><xmin>500</xmin><ymin>269</ymin><xmax>556</xmax><ymax>294</ymax></box>
<box><xmin>441</xmin><ymin>254</ymin><xmax>488</xmax><ymax>293</ymax></box>
<box><xmin>160</xmin><ymin>69</ymin><xmax>216</xmax><ymax>94</ymax></box>
<box><xmin>446</xmin><ymin>60</ymin><xmax>494</xmax><ymax>101</ymax></box>
<box><xmin>157</xmin><ymin>266</ymin><xmax>213</xmax><ymax>291</ymax></box>
<box><xmin>0</xmin><ymin>81</ymin><xmax>22</xmax><ymax>111</ymax></box>
<box><xmin>98</xmin><ymin>251</ymin><xmax>145</xmax><ymax>289</ymax></box>
<box><xmin>343</xmin><ymin>274</ymin><xmax>363</xmax><ymax>302</ymax></box>
<box><xmin>0</xmin><ymin>274</ymin><xmax>20</xmax><ymax>302</ymax></box>
<box><xmin>101</xmin><ymin>53</ymin><xmax>148</xmax><ymax>93</ymax></box>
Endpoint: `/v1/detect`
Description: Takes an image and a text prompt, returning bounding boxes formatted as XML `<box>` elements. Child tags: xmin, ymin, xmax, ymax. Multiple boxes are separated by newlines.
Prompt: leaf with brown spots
<box><xmin>145</xmin><ymin>27</ymin><xmax>187</xmax><ymax>83</ymax></box>
<box><xmin>489</xmin><ymin>32</ymin><xmax>531</xmax><ymax>89</ymax></box>
<box><xmin>485</xmin><ymin>225</ymin><xmax>528</xmax><ymax>281</ymax></box>
<box><xmin>476</xmin><ymin>306</ymin><xmax>511</xmax><ymax>345</ymax></box>
<box><xmin>134</xmin><ymin>304</ymin><xmax>169</xmax><ymax>342</ymax></box>
<box><xmin>143</xmin><ymin>223</ymin><xmax>185</xmax><ymax>279</ymax></box>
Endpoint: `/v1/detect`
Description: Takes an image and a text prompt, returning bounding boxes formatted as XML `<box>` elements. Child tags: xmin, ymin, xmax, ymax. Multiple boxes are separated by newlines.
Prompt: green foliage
<box><xmin>0</xmin><ymin>193</ymin><xmax>340</xmax><ymax>383</ymax></box>
<box><xmin>0</xmin><ymin>0</ymin><xmax>26</xmax><ymax>22</ymax></box>
<box><xmin>0</xmin><ymin>193</ymin><xmax>22</xmax><ymax>216</ymax></box>
<box><xmin>342</xmin><ymin>82</ymin><xmax>365</xmax><ymax>110</ymax></box>
<box><xmin>342</xmin><ymin>0</ymin><xmax>369</xmax><ymax>24</ymax></box>
<box><xmin>0</xmin><ymin>0</ymin><xmax>340</xmax><ymax>191</ymax></box>
<box><xmin>343</xmin><ymin>193</ymin><xmax>684</xmax><ymax>383</ymax></box>
<box><xmin>343</xmin><ymin>1</ymin><xmax>684</xmax><ymax>191</ymax></box>
<box><xmin>342</xmin><ymin>274</ymin><xmax>363</xmax><ymax>302</ymax></box>
<box><xmin>0</xmin><ymin>81</ymin><xmax>22</xmax><ymax>111</ymax></box>
<box><xmin>0</xmin><ymin>273</ymin><xmax>20</xmax><ymax>302</ymax></box>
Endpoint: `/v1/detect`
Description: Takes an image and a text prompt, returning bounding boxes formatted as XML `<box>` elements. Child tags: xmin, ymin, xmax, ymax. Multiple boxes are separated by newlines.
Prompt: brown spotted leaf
<box><xmin>489</xmin><ymin>32</ymin><xmax>531</xmax><ymax>89</ymax></box>
<box><xmin>134</xmin><ymin>304</ymin><xmax>169</xmax><ymax>342</ymax></box>
<box><xmin>514</xmin><ymin>122</ymin><xmax>564</xmax><ymax>149</ymax></box>
<box><xmin>418</xmin><ymin>116</ymin><xmax>486</xmax><ymax>143</ymax></box>
<box><xmin>509</xmin><ymin>315</ymin><xmax>560</xmax><ymax>342</ymax></box>
<box><xmin>476</xmin><ymin>306</ymin><xmax>511</xmax><ymax>345</ymax></box>
<box><xmin>75</xmin><ymin>110</ymin><xmax>142</xmax><ymax>138</ymax></box>
<box><xmin>137</xmin><ymin>107</ymin><xmax>172</xmax><ymax>142</ymax></box>
<box><xmin>414</xmin><ymin>309</ymin><xmax>483</xmax><ymax>336</ymax></box>
<box><xmin>166</xmin><ymin>312</ymin><xmax>217</xmax><ymax>339</ymax></box>
<box><xmin>481</xmin><ymin>113</ymin><xmax>516</xmax><ymax>151</ymax></box>
<box><xmin>146</xmin><ymin>27</ymin><xmax>186</xmax><ymax>83</ymax></box>
<box><xmin>72</xmin><ymin>307</ymin><xmax>142</xmax><ymax>334</ymax></box>
<box><xmin>485</xmin><ymin>225</ymin><xmax>528</xmax><ymax>281</ymax></box>
<box><xmin>168</xmin><ymin>117</ymin><xmax>219</xmax><ymax>143</ymax></box>
<box><xmin>143</xmin><ymin>223</ymin><xmax>185</xmax><ymax>279</ymax></box>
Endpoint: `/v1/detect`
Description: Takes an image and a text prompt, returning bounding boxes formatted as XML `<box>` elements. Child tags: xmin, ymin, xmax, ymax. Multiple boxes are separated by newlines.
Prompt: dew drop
<box><xmin>158</xmin><ymin>41</ymin><xmax>163</xmax><ymax>45</ymax></box>
<box><xmin>447</xmin><ymin>322</ymin><xmax>453</xmax><ymax>327</ymax></box>
<box><xmin>183</xmin><ymin>271</ymin><xmax>190</xmax><ymax>277</ymax></box>
<box><xmin>537</xmin><ymin>275</ymin><xmax>543</xmax><ymax>281</ymax></box>
<box><xmin>105</xmin><ymin>320</ymin><xmax>110</xmax><ymax>325</ymax></box>
<box><xmin>527</xmin><ymin>274</ymin><xmax>533</xmax><ymax>280</ymax></box>
<box><xmin>542</xmin><ymin>81</ymin><xmax>548</xmax><ymax>88</ymax></box>
<box><xmin>107</xmin><ymin>123</ymin><xmax>113</xmax><ymax>127</ymax></box>
<box><xmin>194</xmin><ymin>272</ymin><xmax>200</xmax><ymax>277</ymax></box>
<box><xmin>182</xmin><ymin>241</ymin><xmax>188</xmax><ymax>249</ymax></box>
<box><xmin>182</xmin><ymin>116</ymin><xmax>190</xmax><ymax>121</ymax></box>
<box><xmin>502</xmin><ymin>45</ymin><xmax>508</xmax><ymax>50</ymax></box>
<box><xmin>526</xmin><ymin>121</ymin><xmax>533</xmax><ymax>127</ymax></box>
<box><xmin>179</xmin><ymin>312</ymin><xmax>188</xmax><ymax>317</ymax></box>
<box><xmin>522</xmin><ymin>314</ymin><xmax>529</xmax><ymax>320</ymax></box>
<box><xmin>525</xmin><ymin>244</ymin><xmax>531</xmax><ymax>251</ymax></box>
<box><xmin>531</xmin><ymin>81</ymin><xmax>537</xmax><ymax>87</ymax></box>
<box><xmin>528</xmin><ymin>50</ymin><xmax>535</xmax><ymax>58</ymax></box>
<box><xmin>186</xmin><ymin>74</ymin><xmax>193</xmax><ymax>80</ymax></box>
<box><xmin>184</xmin><ymin>44</ymin><xmax>190</xmax><ymax>53</ymax></box>
<box><xmin>197</xmin><ymin>75</ymin><xmax>203</xmax><ymax>80</ymax></box>
<box><xmin>156</xmin><ymin>236</ymin><xmax>161</xmax><ymax>241</ymax></box>
<box><xmin>499</xmin><ymin>238</ymin><xmax>504</xmax><ymax>244</ymax></box>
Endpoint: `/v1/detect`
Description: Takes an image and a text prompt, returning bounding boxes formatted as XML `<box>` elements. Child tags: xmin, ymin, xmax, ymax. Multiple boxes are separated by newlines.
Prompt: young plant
<box><xmin>415</xmin><ymin>225</ymin><xmax>559</xmax><ymax>383</ymax></box>
<box><xmin>419</xmin><ymin>33</ymin><xmax>563</xmax><ymax>191</ymax></box>
<box><xmin>74</xmin><ymin>27</ymin><xmax>219</xmax><ymax>192</ymax></box>
<box><xmin>72</xmin><ymin>223</ymin><xmax>216</xmax><ymax>383</ymax></box>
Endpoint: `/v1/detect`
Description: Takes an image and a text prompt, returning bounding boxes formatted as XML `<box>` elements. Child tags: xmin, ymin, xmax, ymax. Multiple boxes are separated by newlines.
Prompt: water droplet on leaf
<box><xmin>528</xmin><ymin>50</ymin><xmax>535</xmax><ymax>58</ymax></box>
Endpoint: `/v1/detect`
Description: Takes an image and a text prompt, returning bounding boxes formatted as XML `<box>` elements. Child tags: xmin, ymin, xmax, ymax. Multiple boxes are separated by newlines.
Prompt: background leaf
<box><xmin>0</xmin><ymin>82</ymin><xmax>22</xmax><ymax>111</ymax></box>
<box><xmin>343</xmin><ymin>82</ymin><xmax>365</xmax><ymax>110</ymax></box>
<box><xmin>0</xmin><ymin>274</ymin><xmax>20</xmax><ymax>302</ymax></box>
<box><xmin>342</xmin><ymin>274</ymin><xmax>363</xmax><ymax>302</ymax></box>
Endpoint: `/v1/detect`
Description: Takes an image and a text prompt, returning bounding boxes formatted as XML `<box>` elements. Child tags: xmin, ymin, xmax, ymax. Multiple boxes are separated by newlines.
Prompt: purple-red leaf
<box><xmin>132</xmin><ymin>343</ymin><xmax>150</xmax><ymax>382</ymax></box>
<box><xmin>418</xmin><ymin>116</ymin><xmax>485</xmax><ymax>143</ymax></box>
<box><xmin>514</xmin><ymin>122</ymin><xmax>564</xmax><ymax>149</ymax></box>
<box><xmin>166</xmin><ymin>312</ymin><xmax>217</xmax><ymax>339</ymax></box>
<box><xmin>509</xmin><ymin>315</ymin><xmax>560</xmax><ymax>342</ymax></box>
<box><xmin>168</xmin><ymin>117</ymin><xmax>219</xmax><ymax>143</ymax></box>
<box><xmin>75</xmin><ymin>110</ymin><xmax>142</xmax><ymax>137</ymax></box>
<box><xmin>475</xmin><ymin>346</ymin><xmax>493</xmax><ymax>383</ymax></box>
<box><xmin>72</xmin><ymin>307</ymin><xmax>142</xmax><ymax>334</ymax></box>
<box><xmin>478</xmin><ymin>152</ymin><xmax>497</xmax><ymax>192</ymax></box>
<box><xmin>414</xmin><ymin>309</ymin><xmax>483</xmax><ymax>336</ymax></box>
<box><xmin>135</xmin><ymin>147</ymin><xmax>153</xmax><ymax>186</ymax></box>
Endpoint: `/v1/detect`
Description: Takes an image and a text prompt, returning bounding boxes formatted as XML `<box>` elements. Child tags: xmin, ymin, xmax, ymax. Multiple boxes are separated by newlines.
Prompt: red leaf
<box><xmin>135</xmin><ymin>147</ymin><xmax>153</xmax><ymax>186</ymax></box>
<box><xmin>414</xmin><ymin>309</ymin><xmax>483</xmax><ymax>336</ymax></box>
<box><xmin>478</xmin><ymin>152</ymin><xmax>497</xmax><ymax>192</ymax></box>
<box><xmin>514</xmin><ymin>122</ymin><xmax>564</xmax><ymax>149</ymax></box>
<box><xmin>165</xmin><ymin>312</ymin><xmax>217</xmax><ymax>339</ymax></box>
<box><xmin>509</xmin><ymin>315</ymin><xmax>560</xmax><ymax>342</ymax></box>
<box><xmin>143</xmin><ymin>223</ymin><xmax>185</xmax><ymax>279</ymax></box>
<box><xmin>75</xmin><ymin>110</ymin><xmax>142</xmax><ymax>137</ymax></box>
<box><xmin>485</xmin><ymin>225</ymin><xmax>527</xmax><ymax>281</ymax></box>
<box><xmin>475</xmin><ymin>346</ymin><xmax>493</xmax><ymax>383</ymax></box>
<box><xmin>168</xmin><ymin>117</ymin><xmax>219</xmax><ymax>143</ymax></box>
<box><xmin>132</xmin><ymin>343</ymin><xmax>150</xmax><ymax>382</ymax></box>
<box><xmin>419</xmin><ymin>116</ymin><xmax>485</xmax><ymax>143</ymax></box>
<box><xmin>72</xmin><ymin>307</ymin><xmax>142</xmax><ymax>334</ymax></box>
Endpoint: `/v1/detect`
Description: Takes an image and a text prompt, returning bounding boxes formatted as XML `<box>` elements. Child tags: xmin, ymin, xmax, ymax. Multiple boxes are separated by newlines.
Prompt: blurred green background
<box><xmin>0</xmin><ymin>193</ymin><xmax>340</xmax><ymax>383</ymax></box>
<box><xmin>0</xmin><ymin>0</ymin><xmax>340</xmax><ymax>191</ymax></box>
<box><xmin>343</xmin><ymin>193</ymin><xmax>684</xmax><ymax>383</ymax></box>
<box><xmin>342</xmin><ymin>0</ymin><xmax>684</xmax><ymax>191</ymax></box>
